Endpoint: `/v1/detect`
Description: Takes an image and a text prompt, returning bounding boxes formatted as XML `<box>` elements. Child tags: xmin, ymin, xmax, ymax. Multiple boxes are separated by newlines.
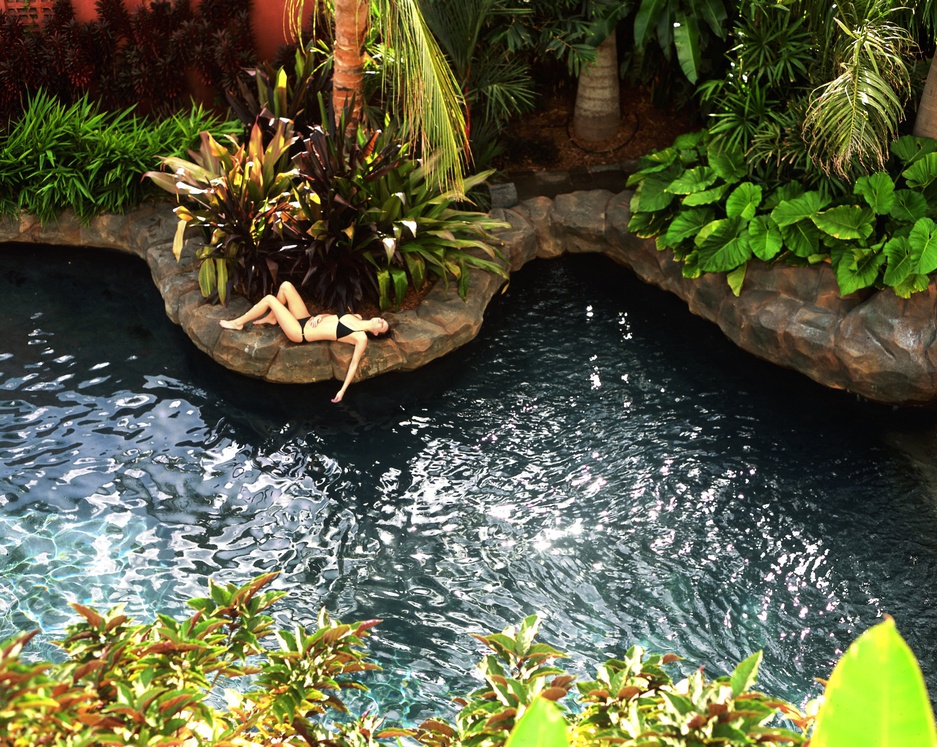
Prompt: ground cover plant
<box><xmin>1</xmin><ymin>573</ymin><xmax>932</xmax><ymax>747</ymax></box>
<box><xmin>625</xmin><ymin>0</ymin><xmax>937</xmax><ymax>300</ymax></box>
<box><xmin>0</xmin><ymin>90</ymin><xmax>240</xmax><ymax>223</ymax></box>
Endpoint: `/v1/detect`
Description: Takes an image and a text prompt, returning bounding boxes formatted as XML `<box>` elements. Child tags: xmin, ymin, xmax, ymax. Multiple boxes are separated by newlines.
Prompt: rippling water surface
<box><xmin>3</xmin><ymin>244</ymin><xmax>937</xmax><ymax>722</ymax></box>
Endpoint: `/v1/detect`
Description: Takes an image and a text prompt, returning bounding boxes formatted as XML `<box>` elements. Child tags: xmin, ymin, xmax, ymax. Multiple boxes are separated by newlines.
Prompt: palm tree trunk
<box><xmin>913</xmin><ymin>54</ymin><xmax>937</xmax><ymax>140</ymax></box>
<box><xmin>572</xmin><ymin>33</ymin><xmax>620</xmax><ymax>143</ymax></box>
<box><xmin>333</xmin><ymin>0</ymin><xmax>368</xmax><ymax>127</ymax></box>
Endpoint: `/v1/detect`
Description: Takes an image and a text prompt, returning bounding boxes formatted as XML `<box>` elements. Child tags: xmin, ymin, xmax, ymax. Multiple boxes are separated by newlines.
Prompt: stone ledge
<box><xmin>3</xmin><ymin>193</ymin><xmax>937</xmax><ymax>405</ymax></box>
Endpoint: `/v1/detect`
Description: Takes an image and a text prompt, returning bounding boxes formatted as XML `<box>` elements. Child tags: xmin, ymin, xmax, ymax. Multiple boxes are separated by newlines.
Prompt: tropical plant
<box><xmin>0</xmin><ymin>90</ymin><xmax>239</xmax><ymax>223</ymax></box>
<box><xmin>0</xmin><ymin>573</ymin><xmax>393</xmax><ymax>746</ymax></box>
<box><xmin>700</xmin><ymin>0</ymin><xmax>920</xmax><ymax>185</ymax></box>
<box><xmin>5</xmin><ymin>572</ymin><xmax>935</xmax><ymax>747</ymax></box>
<box><xmin>226</xmin><ymin>41</ymin><xmax>333</xmax><ymax>141</ymax></box>
<box><xmin>285</xmin><ymin>0</ymin><xmax>470</xmax><ymax>194</ymax></box>
<box><xmin>627</xmin><ymin>129</ymin><xmax>937</xmax><ymax>299</ymax></box>
<box><xmin>145</xmin><ymin>119</ymin><xmax>300</xmax><ymax>305</ymax></box>
<box><xmin>291</xmin><ymin>107</ymin><xmax>508</xmax><ymax>311</ymax></box>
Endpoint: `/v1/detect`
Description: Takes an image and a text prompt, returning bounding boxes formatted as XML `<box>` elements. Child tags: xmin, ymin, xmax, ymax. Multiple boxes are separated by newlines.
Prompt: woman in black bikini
<box><xmin>219</xmin><ymin>281</ymin><xmax>390</xmax><ymax>403</ymax></box>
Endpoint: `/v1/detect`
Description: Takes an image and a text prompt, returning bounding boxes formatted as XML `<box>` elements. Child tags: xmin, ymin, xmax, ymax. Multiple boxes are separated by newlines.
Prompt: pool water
<box><xmin>2</xmin><ymin>244</ymin><xmax>937</xmax><ymax>723</ymax></box>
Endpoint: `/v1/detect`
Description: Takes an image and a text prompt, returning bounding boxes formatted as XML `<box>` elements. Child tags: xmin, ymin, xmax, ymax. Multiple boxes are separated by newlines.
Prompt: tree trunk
<box><xmin>913</xmin><ymin>54</ymin><xmax>937</xmax><ymax>140</ymax></box>
<box><xmin>332</xmin><ymin>0</ymin><xmax>368</xmax><ymax>128</ymax></box>
<box><xmin>572</xmin><ymin>33</ymin><xmax>620</xmax><ymax>143</ymax></box>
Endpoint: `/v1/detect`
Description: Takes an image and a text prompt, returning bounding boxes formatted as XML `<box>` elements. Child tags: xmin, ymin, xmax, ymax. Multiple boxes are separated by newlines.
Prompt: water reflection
<box><xmin>2</xmin><ymin>244</ymin><xmax>937</xmax><ymax>722</ymax></box>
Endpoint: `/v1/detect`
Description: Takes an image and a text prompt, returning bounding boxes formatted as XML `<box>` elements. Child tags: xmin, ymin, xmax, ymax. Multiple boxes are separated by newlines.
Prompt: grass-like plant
<box><xmin>0</xmin><ymin>90</ymin><xmax>241</xmax><ymax>224</ymax></box>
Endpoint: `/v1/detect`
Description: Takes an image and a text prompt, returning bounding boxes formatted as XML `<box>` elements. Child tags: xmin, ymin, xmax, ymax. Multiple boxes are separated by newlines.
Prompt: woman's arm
<box><xmin>332</xmin><ymin>334</ymin><xmax>368</xmax><ymax>403</ymax></box>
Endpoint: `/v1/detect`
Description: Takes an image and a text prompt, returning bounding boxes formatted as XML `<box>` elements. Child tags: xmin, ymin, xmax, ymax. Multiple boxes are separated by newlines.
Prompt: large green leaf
<box><xmin>770</xmin><ymin>191</ymin><xmax>826</xmax><ymax>227</ymax></box>
<box><xmin>673</xmin><ymin>14</ymin><xmax>702</xmax><ymax>84</ymax></box>
<box><xmin>853</xmin><ymin>173</ymin><xmax>895</xmax><ymax>215</ymax></box>
<box><xmin>811</xmin><ymin>617</ymin><xmax>936</xmax><ymax>747</ymax></box>
<box><xmin>902</xmin><ymin>152</ymin><xmax>937</xmax><ymax>190</ymax></box>
<box><xmin>834</xmin><ymin>248</ymin><xmax>885</xmax><ymax>296</ymax></box>
<box><xmin>505</xmin><ymin>697</ymin><xmax>569</xmax><ymax>747</ymax></box>
<box><xmin>889</xmin><ymin>190</ymin><xmax>930</xmax><ymax>223</ymax></box>
<box><xmin>666</xmin><ymin>166</ymin><xmax>717</xmax><ymax>195</ymax></box>
<box><xmin>893</xmin><ymin>273</ymin><xmax>931</xmax><ymax>298</ymax></box>
<box><xmin>883</xmin><ymin>235</ymin><xmax>913</xmax><ymax>286</ymax></box>
<box><xmin>813</xmin><ymin>205</ymin><xmax>874</xmax><ymax>241</ymax></box>
<box><xmin>664</xmin><ymin>207</ymin><xmax>715</xmax><ymax>246</ymax></box>
<box><xmin>909</xmin><ymin>217</ymin><xmax>937</xmax><ymax>275</ymax></box>
<box><xmin>682</xmin><ymin>182</ymin><xmax>730</xmax><ymax>206</ymax></box>
<box><xmin>725</xmin><ymin>182</ymin><xmax>762</xmax><ymax>220</ymax></box>
<box><xmin>633</xmin><ymin>173</ymin><xmax>677</xmax><ymax>212</ymax></box>
<box><xmin>695</xmin><ymin>217</ymin><xmax>752</xmax><ymax>272</ymax></box>
<box><xmin>779</xmin><ymin>220</ymin><xmax>820</xmax><ymax>258</ymax></box>
<box><xmin>707</xmin><ymin>143</ymin><xmax>746</xmax><ymax>183</ymax></box>
<box><xmin>748</xmin><ymin>215</ymin><xmax>783</xmax><ymax>261</ymax></box>
<box><xmin>891</xmin><ymin>135</ymin><xmax>937</xmax><ymax>166</ymax></box>
<box><xmin>634</xmin><ymin>0</ymin><xmax>667</xmax><ymax>49</ymax></box>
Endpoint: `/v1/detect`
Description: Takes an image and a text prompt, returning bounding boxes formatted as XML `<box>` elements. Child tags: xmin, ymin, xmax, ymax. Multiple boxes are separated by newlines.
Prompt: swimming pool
<box><xmin>2</xmin><ymin>244</ymin><xmax>936</xmax><ymax>723</ymax></box>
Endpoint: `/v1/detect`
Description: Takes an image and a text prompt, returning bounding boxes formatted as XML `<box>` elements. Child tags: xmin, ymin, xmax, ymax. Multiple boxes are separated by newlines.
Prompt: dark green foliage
<box><xmin>0</xmin><ymin>90</ymin><xmax>240</xmax><ymax>223</ymax></box>
<box><xmin>627</xmin><ymin>129</ymin><xmax>937</xmax><ymax>298</ymax></box>
<box><xmin>0</xmin><ymin>576</ymin><xmax>811</xmax><ymax>747</ymax></box>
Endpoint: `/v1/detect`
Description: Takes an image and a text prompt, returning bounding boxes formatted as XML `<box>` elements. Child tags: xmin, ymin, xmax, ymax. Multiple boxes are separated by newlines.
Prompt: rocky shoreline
<box><xmin>3</xmin><ymin>190</ymin><xmax>937</xmax><ymax>406</ymax></box>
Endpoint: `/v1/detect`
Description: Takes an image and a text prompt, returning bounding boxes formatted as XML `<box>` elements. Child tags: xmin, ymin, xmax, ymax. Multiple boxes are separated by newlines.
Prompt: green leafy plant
<box><xmin>146</xmin><ymin>119</ymin><xmax>301</xmax><ymax>305</ymax></box>
<box><xmin>292</xmin><ymin>106</ymin><xmax>509</xmax><ymax>311</ymax></box>
<box><xmin>0</xmin><ymin>90</ymin><xmax>239</xmax><ymax>223</ymax></box>
<box><xmin>0</xmin><ymin>573</ymin><xmax>392</xmax><ymax>746</ymax></box>
<box><xmin>627</xmin><ymin>129</ymin><xmax>937</xmax><ymax>299</ymax></box>
<box><xmin>7</xmin><ymin>576</ymin><xmax>933</xmax><ymax>747</ymax></box>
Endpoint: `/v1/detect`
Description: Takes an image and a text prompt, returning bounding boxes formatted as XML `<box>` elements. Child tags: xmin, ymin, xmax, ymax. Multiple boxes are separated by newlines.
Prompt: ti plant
<box><xmin>291</xmin><ymin>103</ymin><xmax>508</xmax><ymax>312</ymax></box>
<box><xmin>146</xmin><ymin>119</ymin><xmax>301</xmax><ymax>305</ymax></box>
<box><xmin>627</xmin><ymin>129</ymin><xmax>937</xmax><ymax>299</ymax></box>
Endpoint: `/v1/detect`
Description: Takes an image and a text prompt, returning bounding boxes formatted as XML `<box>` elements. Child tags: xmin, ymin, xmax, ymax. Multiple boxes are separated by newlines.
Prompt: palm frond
<box><xmin>802</xmin><ymin>10</ymin><xmax>915</xmax><ymax>178</ymax></box>
<box><xmin>376</xmin><ymin>0</ymin><xmax>470</xmax><ymax>195</ymax></box>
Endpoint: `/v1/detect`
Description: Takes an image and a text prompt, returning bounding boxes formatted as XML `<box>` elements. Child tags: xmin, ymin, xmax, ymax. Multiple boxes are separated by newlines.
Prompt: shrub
<box><xmin>626</xmin><ymin>129</ymin><xmax>937</xmax><ymax>299</ymax></box>
<box><xmin>0</xmin><ymin>90</ymin><xmax>241</xmax><ymax>223</ymax></box>
<box><xmin>147</xmin><ymin>106</ymin><xmax>509</xmax><ymax>312</ymax></box>
<box><xmin>4</xmin><ymin>574</ymin><xmax>935</xmax><ymax>747</ymax></box>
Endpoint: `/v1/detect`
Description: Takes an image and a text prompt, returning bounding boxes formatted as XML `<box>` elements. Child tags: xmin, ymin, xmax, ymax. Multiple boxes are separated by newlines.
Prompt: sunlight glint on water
<box><xmin>2</xmin><ymin>245</ymin><xmax>937</xmax><ymax>723</ymax></box>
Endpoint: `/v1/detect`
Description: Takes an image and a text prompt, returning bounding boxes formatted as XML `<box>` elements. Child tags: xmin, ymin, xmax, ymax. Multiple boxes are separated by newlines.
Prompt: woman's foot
<box><xmin>219</xmin><ymin>319</ymin><xmax>244</xmax><ymax>330</ymax></box>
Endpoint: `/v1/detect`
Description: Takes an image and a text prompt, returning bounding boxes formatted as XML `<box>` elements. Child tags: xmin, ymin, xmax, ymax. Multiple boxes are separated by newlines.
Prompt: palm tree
<box><xmin>910</xmin><ymin>0</ymin><xmax>937</xmax><ymax>139</ymax></box>
<box><xmin>572</xmin><ymin>32</ymin><xmax>620</xmax><ymax>142</ymax></box>
<box><xmin>285</xmin><ymin>0</ymin><xmax>469</xmax><ymax>193</ymax></box>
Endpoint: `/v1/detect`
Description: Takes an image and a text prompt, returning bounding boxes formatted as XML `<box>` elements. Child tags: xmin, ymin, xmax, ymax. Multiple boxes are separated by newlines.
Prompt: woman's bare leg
<box><xmin>255</xmin><ymin>282</ymin><xmax>309</xmax><ymax>325</ymax></box>
<box><xmin>220</xmin><ymin>295</ymin><xmax>305</xmax><ymax>342</ymax></box>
